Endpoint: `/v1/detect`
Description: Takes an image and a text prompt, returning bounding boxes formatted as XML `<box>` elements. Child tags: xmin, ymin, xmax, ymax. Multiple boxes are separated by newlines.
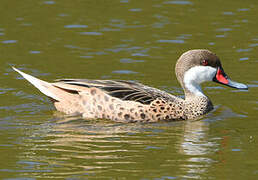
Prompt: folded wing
<box><xmin>54</xmin><ymin>79</ymin><xmax>177</xmax><ymax>104</ymax></box>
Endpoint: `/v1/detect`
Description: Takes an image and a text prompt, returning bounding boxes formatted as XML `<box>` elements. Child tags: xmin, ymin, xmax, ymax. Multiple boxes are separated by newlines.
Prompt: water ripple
<box><xmin>129</xmin><ymin>8</ymin><xmax>142</xmax><ymax>12</ymax></box>
<box><xmin>80</xmin><ymin>32</ymin><xmax>103</xmax><ymax>36</ymax></box>
<box><xmin>222</xmin><ymin>11</ymin><xmax>235</xmax><ymax>15</ymax></box>
<box><xmin>29</xmin><ymin>50</ymin><xmax>41</xmax><ymax>54</ymax></box>
<box><xmin>249</xmin><ymin>43</ymin><xmax>258</xmax><ymax>47</ymax></box>
<box><xmin>43</xmin><ymin>0</ymin><xmax>55</xmax><ymax>4</ymax></box>
<box><xmin>157</xmin><ymin>39</ymin><xmax>185</xmax><ymax>44</ymax></box>
<box><xmin>239</xmin><ymin>57</ymin><xmax>249</xmax><ymax>61</ymax></box>
<box><xmin>120</xmin><ymin>58</ymin><xmax>145</xmax><ymax>63</ymax></box>
<box><xmin>112</xmin><ymin>70</ymin><xmax>138</xmax><ymax>74</ymax></box>
<box><xmin>64</xmin><ymin>24</ymin><xmax>88</xmax><ymax>29</ymax></box>
<box><xmin>164</xmin><ymin>1</ymin><xmax>193</xmax><ymax>5</ymax></box>
<box><xmin>2</xmin><ymin>40</ymin><xmax>17</xmax><ymax>44</ymax></box>
<box><xmin>216</xmin><ymin>28</ymin><xmax>232</xmax><ymax>32</ymax></box>
<box><xmin>236</xmin><ymin>48</ymin><xmax>252</xmax><ymax>52</ymax></box>
<box><xmin>237</xmin><ymin>8</ymin><xmax>250</xmax><ymax>12</ymax></box>
<box><xmin>0</xmin><ymin>88</ymin><xmax>14</xmax><ymax>95</ymax></box>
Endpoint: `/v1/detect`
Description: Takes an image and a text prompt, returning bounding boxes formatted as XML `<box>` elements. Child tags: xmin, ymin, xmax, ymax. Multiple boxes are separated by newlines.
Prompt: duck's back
<box><xmin>53</xmin><ymin>79</ymin><xmax>185</xmax><ymax>122</ymax></box>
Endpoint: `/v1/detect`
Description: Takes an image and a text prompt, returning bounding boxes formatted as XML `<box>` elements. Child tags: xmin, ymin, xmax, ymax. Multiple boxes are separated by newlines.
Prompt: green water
<box><xmin>1</xmin><ymin>0</ymin><xmax>257</xmax><ymax>179</ymax></box>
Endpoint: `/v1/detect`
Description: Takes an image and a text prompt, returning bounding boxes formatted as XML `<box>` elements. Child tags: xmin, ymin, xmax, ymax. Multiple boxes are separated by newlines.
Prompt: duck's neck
<box><xmin>183</xmin><ymin>74</ymin><xmax>207</xmax><ymax>100</ymax></box>
<box><xmin>183</xmin><ymin>83</ymin><xmax>212</xmax><ymax>105</ymax></box>
<box><xmin>183</xmin><ymin>85</ymin><xmax>213</xmax><ymax>118</ymax></box>
<box><xmin>182</xmin><ymin>80</ymin><xmax>213</xmax><ymax>115</ymax></box>
<box><xmin>174</xmin><ymin>65</ymin><xmax>216</xmax><ymax>118</ymax></box>
<box><xmin>184</xmin><ymin>82</ymin><xmax>205</xmax><ymax>98</ymax></box>
<box><xmin>181</xmin><ymin>65</ymin><xmax>215</xmax><ymax>100</ymax></box>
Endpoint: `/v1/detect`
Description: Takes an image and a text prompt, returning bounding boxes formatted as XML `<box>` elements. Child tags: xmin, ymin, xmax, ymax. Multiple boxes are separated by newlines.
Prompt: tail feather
<box><xmin>13</xmin><ymin>67</ymin><xmax>61</xmax><ymax>101</ymax></box>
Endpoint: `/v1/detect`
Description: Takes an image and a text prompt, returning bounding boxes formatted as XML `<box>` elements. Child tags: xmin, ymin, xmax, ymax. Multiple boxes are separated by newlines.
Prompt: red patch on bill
<box><xmin>216</xmin><ymin>68</ymin><xmax>229</xmax><ymax>84</ymax></box>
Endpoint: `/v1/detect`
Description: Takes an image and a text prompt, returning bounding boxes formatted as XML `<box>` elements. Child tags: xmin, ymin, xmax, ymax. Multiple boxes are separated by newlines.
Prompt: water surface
<box><xmin>0</xmin><ymin>0</ymin><xmax>257</xmax><ymax>179</ymax></box>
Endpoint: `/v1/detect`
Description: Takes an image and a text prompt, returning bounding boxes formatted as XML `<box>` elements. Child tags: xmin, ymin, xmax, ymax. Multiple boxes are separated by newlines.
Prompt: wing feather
<box><xmin>54</xmin><ymin>79</ymin><xmax>177</xmax><ymax>104</ymax></box>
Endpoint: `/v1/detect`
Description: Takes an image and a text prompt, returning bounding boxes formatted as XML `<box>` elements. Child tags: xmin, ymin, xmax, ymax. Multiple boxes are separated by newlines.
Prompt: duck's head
<box><xmin>175</xmin><ymin>49</ymin><xmax>248</xmax><ymax>97</ymax></box>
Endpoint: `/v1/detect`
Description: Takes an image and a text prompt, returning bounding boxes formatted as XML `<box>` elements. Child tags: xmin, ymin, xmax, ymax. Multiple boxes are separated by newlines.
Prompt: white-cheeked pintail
<box><xmin>13</xmin><ymin>49</ymin><xmax>248</xmax><ymax>122</ymax></box>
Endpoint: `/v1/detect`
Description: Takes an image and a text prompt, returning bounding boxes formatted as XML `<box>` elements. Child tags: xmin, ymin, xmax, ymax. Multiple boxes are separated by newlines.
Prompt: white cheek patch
<box><xmin>183</xmin><ymin>66</ymin><xmax>217</xmax><ymax>96</ymax></box>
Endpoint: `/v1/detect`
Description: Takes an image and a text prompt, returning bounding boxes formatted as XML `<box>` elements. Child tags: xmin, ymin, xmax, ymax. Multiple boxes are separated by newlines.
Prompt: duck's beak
<box><xmin>213</xmin><ymin>67</ymin><xmax>248</xmax><ymax>90</ymax></box>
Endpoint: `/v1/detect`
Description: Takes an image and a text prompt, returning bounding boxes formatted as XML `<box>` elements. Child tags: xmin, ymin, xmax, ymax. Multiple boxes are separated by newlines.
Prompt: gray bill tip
<box><xmin>228</xmin><ymin>80</ymin><xmax>248</xmax><ymax>90</ymax></box>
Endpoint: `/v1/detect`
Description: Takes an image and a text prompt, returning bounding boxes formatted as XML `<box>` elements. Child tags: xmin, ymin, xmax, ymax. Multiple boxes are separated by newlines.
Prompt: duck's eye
<box><xmin>201</xmin><ymin>60</ymin><xmax>208</xmax><ymax>66</ymax></box>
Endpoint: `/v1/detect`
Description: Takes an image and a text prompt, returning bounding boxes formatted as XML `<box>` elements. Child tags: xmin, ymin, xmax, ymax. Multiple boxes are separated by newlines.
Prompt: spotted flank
<box><xmin>13</xmin><ymin>49</ymin><xmax>248</xmax><ymax>122</ymax></box>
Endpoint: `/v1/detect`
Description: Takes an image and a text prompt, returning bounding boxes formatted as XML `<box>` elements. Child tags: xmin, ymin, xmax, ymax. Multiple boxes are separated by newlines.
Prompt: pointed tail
<box><xmin>13</xmin><ymin>67</ymin><xmax>61</xmax><ymax>101</ymax></box>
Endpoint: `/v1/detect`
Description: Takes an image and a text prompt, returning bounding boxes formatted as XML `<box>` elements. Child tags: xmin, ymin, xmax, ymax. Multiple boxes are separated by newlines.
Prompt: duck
<box><xmin>13</xmin><ymin>49</ymin><xmax>248</xmax><ymax>122</ymax></box>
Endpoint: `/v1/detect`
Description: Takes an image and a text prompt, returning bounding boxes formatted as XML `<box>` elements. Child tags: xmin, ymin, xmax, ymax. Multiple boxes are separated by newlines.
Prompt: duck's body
<box><xmin>50</xmin><ymin>79</ymin><xmax>212</xmax><ymax>122</ymax></box>
<box><xmin>13</xmin><ymin>49</ymin><xmax>248</xmax><ymax>122</ymax></box>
